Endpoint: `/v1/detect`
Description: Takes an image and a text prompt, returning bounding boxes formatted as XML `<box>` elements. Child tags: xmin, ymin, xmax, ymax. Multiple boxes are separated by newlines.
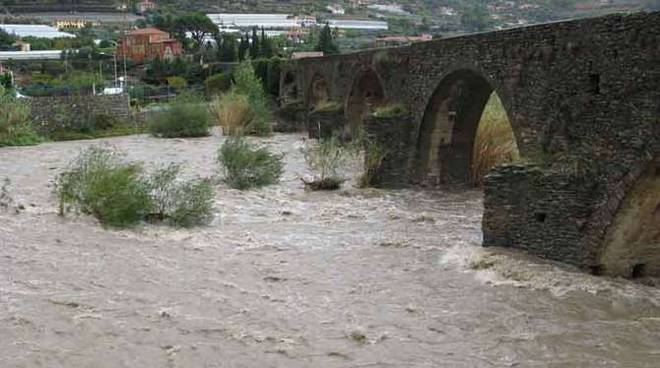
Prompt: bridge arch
<box><xmin>280</xmin><ymin>71</ymin><xmax>299</xmax><ymax>102</ymax></box>
<box><xmin>345</xmin><ymin>68</ymin><xmax>386</xmax><ymax>138</ymax></box>
<box><xmin>598</xmin><ymin>158</ymin><xmax>660</xmax><ymax>277</ymax></box>
<box><xmin>414</xmin><ymin>68</ymin><xmax>519</xmax><ymax>186</ymax></box>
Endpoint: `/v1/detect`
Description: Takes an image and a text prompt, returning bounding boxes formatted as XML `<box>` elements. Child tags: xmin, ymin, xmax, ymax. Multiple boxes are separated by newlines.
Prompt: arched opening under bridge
<box><xmin>345</xmin><ymin>69</ymin><xmax>385</xmax><ymax>139</ymax></box>
<box><xmin>414</xmin><ymin>69</ymin><xmax>520</xmax><ymax>186</ymax></box>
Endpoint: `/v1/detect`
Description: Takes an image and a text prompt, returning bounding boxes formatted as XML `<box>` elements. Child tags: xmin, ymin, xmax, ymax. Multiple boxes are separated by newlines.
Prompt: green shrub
<box><xmin>0</xmin><ymin>94</ymin><xmax>41</xmax><ymax>147</ymax></box>
<box><xmin>57</xmin><ymin>146</ymin><xmax>215</xmax><ymax>228</ymax></box>
<box><xmin>205</xmin><ymin>73</ymin><xmax>232</xmax><ymax>95</ymax></box>
<box><xmin>302</xmin><ymin>136</ymin><xmax>348</xmax><ymax>190</ymax></box>
<box><xmin>148</xmin><ymin>93</ymin><xmax>211</xmax><ymax>138</ymax></box>
<box><xmin>166</xmin><ymin>76</ymin><xmax>188</xmax><ymax>90</ymax></box>
<box><xmin>56</xmin><ymin>146</ymin><xmax>152</xmax><ymax>228</ymax></box>
<box><xmin>373</xmin><ymin>103</ymin><xmax>408</xmax><ymax>119</ymax></box>
<box><xmin>218</xmin><ymin>137</ymin><xmax>283</xmax><ymax>190</ymax></box>
<box><xmin>146</xmin><ymin>163</ymin><xmax>214</xmax><ymax>228</ymax></box>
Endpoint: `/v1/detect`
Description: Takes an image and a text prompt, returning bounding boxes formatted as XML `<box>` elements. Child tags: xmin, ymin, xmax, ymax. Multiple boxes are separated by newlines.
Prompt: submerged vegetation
<box><xmin>302</xmin><ymin>136</ymin><xmax>349</xmax><ymax>190</ymax></box>
<box><xmin>145</xmin><ymin>163</ymin><xmax>215</xmax><ymax>228</ymax></box>
<box><xmin>56</xmin><ymin>146</ymin><xmax>151</xmax><ymax>228</ymax></box>
<box><xmin>471</xmin><ymin>94</ymin><xmax>520</xmax><ymax>186</ymax></box>
<box><xmin>218</xmin><ymin>137</ymin><xmax>284</xmax><ymax>190</ymax></box>
<box><xmin>56</xmin><ymin>146</ymin><xmax>214</xmax><ymax>228</ymax></box>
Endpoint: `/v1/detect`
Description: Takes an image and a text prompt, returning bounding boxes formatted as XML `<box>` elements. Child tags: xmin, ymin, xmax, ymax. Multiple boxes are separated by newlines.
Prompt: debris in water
<box><xmin>380</xmin><ymin>240</ymin><xmax>410</xmax><ymax>248</ymax></box>
<box><xmin>411</xmin><ymin>213</ymin><xmax>435</xmax><ymax>223</ymax></box>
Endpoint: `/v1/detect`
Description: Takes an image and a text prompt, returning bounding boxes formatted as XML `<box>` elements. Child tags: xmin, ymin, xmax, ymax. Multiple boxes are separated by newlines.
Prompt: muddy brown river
<box><xmin>1</xmin><ymin>132</ymin><xmax>659</xmax><ymax>367</ymax></box>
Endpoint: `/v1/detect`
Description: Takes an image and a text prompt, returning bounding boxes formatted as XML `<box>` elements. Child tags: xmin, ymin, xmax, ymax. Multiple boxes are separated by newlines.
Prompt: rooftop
<box><xmin>126</xmin><ymin>27</ymin><xmax>170</xmax><ymax>36</ymax></box>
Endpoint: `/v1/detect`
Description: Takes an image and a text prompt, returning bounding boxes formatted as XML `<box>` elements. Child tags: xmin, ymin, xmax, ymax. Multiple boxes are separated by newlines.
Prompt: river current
<box><xmin>1</xmin><ymin>132</ymin><xmax>659</xmax><ymax>367</ymax></box>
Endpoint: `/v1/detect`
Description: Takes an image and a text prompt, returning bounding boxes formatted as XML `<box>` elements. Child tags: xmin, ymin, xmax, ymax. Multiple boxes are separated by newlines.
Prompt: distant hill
<box><xmin>2</xmin><ymin>0</ymin><xmax>657</xmax><ymax>33</ymax></box>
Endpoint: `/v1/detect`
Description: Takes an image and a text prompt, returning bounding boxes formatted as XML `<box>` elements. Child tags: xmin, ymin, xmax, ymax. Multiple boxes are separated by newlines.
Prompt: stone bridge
<box><xmin>279</xmin><ymin>11</ymin><xmax>660</xmax><ymax>278</ymax></box>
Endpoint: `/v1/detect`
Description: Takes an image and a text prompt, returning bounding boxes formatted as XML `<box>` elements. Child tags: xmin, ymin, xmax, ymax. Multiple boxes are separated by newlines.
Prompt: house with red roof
<box><xmin>116</xmin><ymin>27</ymin><xmax>182</xmax><ymax>63</ymax></box>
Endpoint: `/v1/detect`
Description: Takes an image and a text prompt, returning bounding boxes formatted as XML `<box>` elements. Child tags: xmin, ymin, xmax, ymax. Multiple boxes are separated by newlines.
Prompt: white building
<box><xmin>327</xmin><ymin>4</ymin><xmax>346</xmax><ymax>15</ymax></box>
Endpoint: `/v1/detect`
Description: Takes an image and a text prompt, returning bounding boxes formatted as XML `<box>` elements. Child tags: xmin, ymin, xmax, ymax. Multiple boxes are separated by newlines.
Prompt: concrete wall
<box><xmin>28</xmin><ymin>93</ymin><xmax>131</xmax><ymax>133</ymax></box>
<box><xmin>283</xmin><ymin>11</ymin><xmax>660</xmax><ymax>276</ymax></box>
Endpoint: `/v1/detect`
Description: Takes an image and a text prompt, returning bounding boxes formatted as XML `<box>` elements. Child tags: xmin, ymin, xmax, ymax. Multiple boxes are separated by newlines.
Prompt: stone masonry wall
<box><xmin>28</xmin><ymin>94</ymin><xmax>131</xmax><ymax>134</ymax></box>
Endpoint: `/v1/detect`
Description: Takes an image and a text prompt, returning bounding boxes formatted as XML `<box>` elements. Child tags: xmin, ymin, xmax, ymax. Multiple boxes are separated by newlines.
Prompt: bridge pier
<box><xmin>363</xmin><ymin>113</ymin><xmax>416</xmax><ymax>188</ymax></box>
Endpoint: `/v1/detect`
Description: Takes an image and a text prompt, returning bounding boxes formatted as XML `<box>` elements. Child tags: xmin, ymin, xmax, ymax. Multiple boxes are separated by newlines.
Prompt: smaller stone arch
<box><xmin>308</xmin><ymin>74</ymin><xmax>330</xmax><ymax>109</ymax></box>
<box><xmin>280</xmin><ymin>71</ymin><xmax>299</xmax><ymax>104</ymax></box>
<box><xmin>345</xmin><ymin>68</ymin><xmax>386</xmax><ymax>138</ymax></box>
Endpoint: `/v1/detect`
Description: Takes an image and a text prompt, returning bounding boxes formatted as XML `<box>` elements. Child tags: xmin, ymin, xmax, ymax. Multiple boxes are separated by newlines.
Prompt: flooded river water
<box><xmin>1</xmin><ymin>132</ymin><xmax>659</xmax><ymax>367</ymax></box>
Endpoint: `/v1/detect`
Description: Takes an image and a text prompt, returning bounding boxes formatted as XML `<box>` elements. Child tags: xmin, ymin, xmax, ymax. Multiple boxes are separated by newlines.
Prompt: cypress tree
<box><xmin>250</xmin><ymin>27</ymin><xmax>260</xmax><ymax>59</ymax></box>
<box><xmin>316</xmin><ymin>23</ymin><xmax>339</xmax><ymax>55</ymax></box>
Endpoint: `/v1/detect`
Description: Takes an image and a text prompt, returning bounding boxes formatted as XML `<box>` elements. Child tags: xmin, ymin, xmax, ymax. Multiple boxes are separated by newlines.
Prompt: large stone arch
<box><xmin>345</xmin><ymin>68</ymin><xmax>386</xmax><ymax>138</ymax></box>
<box><xmin>413</xmin><ymin>68</ymin><xmax>518</xmax><ymax>186</ymax></box>
<box><xmin>597</xmin><ymin>158</ymin><xmax>660</xmax><ymax>277</ymax></box>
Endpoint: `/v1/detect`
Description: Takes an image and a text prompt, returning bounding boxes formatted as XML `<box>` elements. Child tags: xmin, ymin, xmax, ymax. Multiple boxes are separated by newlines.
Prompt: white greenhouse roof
<box><xmin>0</xmin><ymin>24</ymin><xmax>76</xmax><ymax>39</ymax></box>
<box><xmin>0</xmin><ymin>50</ymin><xmax>62</xmax><ymax>61</ymax></box>
<box><xmin>208</xmin><ymin>14</ymin><xmax>298</xmax><ymax>29</ymax></box>
<box><xmin>328</xmin><ymin>20</ymin><xmax>389</xmax><ymax>30</ymax></box>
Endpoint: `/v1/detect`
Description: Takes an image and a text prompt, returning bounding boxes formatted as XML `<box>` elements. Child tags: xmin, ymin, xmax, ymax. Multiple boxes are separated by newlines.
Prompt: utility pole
<box><xmin>122</xmin><ymin>1</ymin><xmax>128</xmax><ymax>92</ymax></box>
<box><xmin>114</xmin><ymin>54</ymin><xmax>118</xmax><ymax>87</ymax></box>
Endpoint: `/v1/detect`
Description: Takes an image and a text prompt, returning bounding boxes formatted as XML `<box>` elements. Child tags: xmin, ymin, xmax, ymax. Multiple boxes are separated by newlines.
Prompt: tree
<box><xmin>238</xmin><ymin>33</ymin><xmax>249</xmax><ymax>61</ymax></box>
<box><xmin>216</xmin><ymin>33</ymin><xmax>238</xmax><ymax>62</ymax></box>
<box><xmin>249</xmin><ymin>27</ymin><xmax>260</xmax><ymax>59</ymax></box>
<box><xmin>461</xmin><ymin>5</ymin><xmax>490</xmax><ymax>32</ymax></box>
<box><xmin>175</xmin><ymin>12</ymin><xmax>218</xmax><ymax>51</ymax></box>
<box><xmin>260</xmin><ymin>28</ymin><xmax>274</xmax><ymax>58</ymax></box>
<box><xmin>315</xmin><ymin>23</ymin><xmax>339</xmax><ymax>55</ymax></box>
<box><xmin>0</xmin><ymin>29</ymin><xmax>16</xmax><ymax>51</ymax></box>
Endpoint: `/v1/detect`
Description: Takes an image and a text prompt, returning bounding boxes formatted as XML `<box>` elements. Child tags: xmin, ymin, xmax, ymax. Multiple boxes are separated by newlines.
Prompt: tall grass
<box><xmin>471</xmin><ymin>94</ymin><xmax>520</xmax><ymax>186</ymax></box>
<box><xmin>211</xmin><ymin>61</ymin><xmax>271</xmax><ymax>136</ymax></box>
<box><xmin>210</xmin><ymin>91</ymin><xmax>263</xmax><ymax>136</ymax></box>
